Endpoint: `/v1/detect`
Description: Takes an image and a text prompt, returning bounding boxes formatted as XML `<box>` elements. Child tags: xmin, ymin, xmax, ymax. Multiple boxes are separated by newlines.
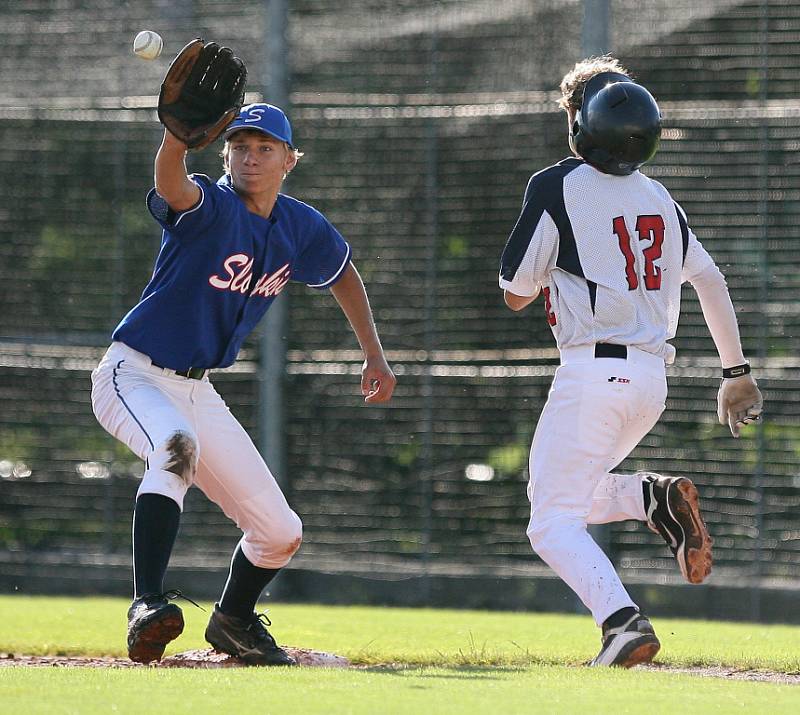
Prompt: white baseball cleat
<box><xmin>589</xmin><ymin>612</ymin><xmax>660</xmax><ymax>668</ymax></box>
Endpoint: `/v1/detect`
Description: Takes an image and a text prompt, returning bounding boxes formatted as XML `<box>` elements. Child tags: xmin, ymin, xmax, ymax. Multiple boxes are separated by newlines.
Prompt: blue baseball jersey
<box><xmin>112</xmin><ymin>174</ymin><xmax>352</xmax><ymax>370</ymax></box>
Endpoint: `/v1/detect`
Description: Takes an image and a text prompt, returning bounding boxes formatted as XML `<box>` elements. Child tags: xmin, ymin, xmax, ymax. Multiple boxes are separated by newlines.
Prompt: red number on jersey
<box><xmin>636</xmin><ymin>215</ymin><xmax>664</xmax><ymax>290</ymax></box>
<box><xmin>542</xmin><ymin>286</ymin><xmax>557</xmax><ymax>325</ymax></box>
<box><xmin>612</xmin><ymin>216</ymin><xmax>638</xmax><ymax>290</ymax></box>
<box><xmin>612</xmin><ymin>214</ymin><xmax>665</xmax><ymax>291</ymax></box>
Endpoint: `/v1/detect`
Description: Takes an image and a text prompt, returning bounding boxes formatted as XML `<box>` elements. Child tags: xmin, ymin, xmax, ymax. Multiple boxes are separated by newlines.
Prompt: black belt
<box><xmin>152</xmin><ymin>362</ymin><xmax>207</xmax><ymax>380</ymax></box>
<box><xmin>594</xmin><ymin>343</ymin><xmax>627</xmax><ymax>359</ymax></box>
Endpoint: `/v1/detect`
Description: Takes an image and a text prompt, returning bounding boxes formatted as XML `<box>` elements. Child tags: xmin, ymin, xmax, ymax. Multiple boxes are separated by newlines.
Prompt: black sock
<box><xmin>603</xmin><ymin>606</ymin><xmax>639</xmax><ymax>631</ymax></box>
<box><xmin>132</xmin><ymin>493</ymin><xmax>181</xmax><ymax>599</ymax></box>
<box><xmin>218</xmin><ymin>544</ymin><xmax>280</xmax><ymax>619</ymax></box>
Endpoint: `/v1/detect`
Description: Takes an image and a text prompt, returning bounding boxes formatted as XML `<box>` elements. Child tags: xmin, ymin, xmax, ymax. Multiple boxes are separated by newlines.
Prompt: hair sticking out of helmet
<box><xmin>570</xmin><ymin>72</ymin><xmax>662</xmax><ymax>176</ymax></box>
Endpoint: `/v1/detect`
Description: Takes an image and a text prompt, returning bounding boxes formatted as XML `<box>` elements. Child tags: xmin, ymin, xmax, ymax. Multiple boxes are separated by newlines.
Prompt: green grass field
<box><xmin>1</xmin><ymin>595</ymin><xmax>799</xmax><ymax>714</ymax></box>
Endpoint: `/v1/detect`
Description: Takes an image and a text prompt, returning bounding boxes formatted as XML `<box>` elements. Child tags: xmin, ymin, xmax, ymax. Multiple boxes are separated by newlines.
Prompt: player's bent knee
<box><xmin>150</xmin><ymin>429</ymin><xmax>199</xmax><ymax>486</ymax></box>
<box><xmin>527</xmin><ymin>516</ymin><xmax>583</xmax><ymax>559</ymax></box>
<box><xmin>526</xmin><ymin>521</ymin><xmax>548</xmax><ymax>555</ymax></box>
<box><xmin>138</xmin><ymin>468</ymin><xmax>190</xmax><ymax>510</ymax></box>
<box><xmin>242</xmin><ymin>510</ymin><xmax>303</xmax><ymax>568</ymax></box>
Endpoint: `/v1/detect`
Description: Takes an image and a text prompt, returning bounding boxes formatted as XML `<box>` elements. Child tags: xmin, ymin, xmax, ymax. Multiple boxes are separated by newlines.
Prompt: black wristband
<box><xmin>722</xmin><ymin>363</ymin><xmax>750</xmax><ymax>379</ymax></box>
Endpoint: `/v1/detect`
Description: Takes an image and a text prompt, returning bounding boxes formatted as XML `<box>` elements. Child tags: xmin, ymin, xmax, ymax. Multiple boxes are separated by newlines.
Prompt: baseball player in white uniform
<box><xmin>499</xmin><ymin>57</ymin><xmax>763</xmax><ymax>667</ymax></box>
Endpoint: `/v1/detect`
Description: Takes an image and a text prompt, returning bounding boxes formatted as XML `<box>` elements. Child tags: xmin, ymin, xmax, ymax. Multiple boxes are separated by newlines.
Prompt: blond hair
<box><xmin>220</xmin><ymin>129</ymin><xmax>304</xmax><ymax>172</ymax></box>
<box><xmin>558</xmin><ymin>55</ymin><xmax>632</xmax><ymax>113</ymax></box>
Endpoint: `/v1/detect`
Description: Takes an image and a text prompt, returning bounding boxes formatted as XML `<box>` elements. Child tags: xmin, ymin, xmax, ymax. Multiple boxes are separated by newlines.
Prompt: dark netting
<box><xmin>1</xmin><ymin>1</ymin><xmax>798</xmax><ymax>614</ymax></box>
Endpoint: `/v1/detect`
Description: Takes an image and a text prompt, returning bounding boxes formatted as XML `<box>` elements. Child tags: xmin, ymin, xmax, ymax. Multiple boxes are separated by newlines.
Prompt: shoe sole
<box><xmin>612</xmin><ymin>636</ymin><xmax>661</xmax><ymax>668</ymax></box>
<box><xmin>128</xmin><ymin>608</ymin><xmax>184</xmax><ymax>664</ymax></box>
<box><xmin>672</xmin><ymin>479</ymin><xmax>713</xmax><ymax>584</ymax></box>
<box><xmin>589</xmin><ymin>633</ymin><xmax>661</xmax><ymax>668</ymax></box>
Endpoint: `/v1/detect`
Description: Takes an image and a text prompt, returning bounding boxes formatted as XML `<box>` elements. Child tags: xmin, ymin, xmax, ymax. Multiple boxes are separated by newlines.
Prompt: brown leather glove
<box><xmin>157</xmin><ymin>39</ymin><xmax>247</xmax><ymax>150</ymax></box>
<box><xmin>717</xmin><ymin>373</ymin><xmax>763</xmax><ymax>438</ymax></box>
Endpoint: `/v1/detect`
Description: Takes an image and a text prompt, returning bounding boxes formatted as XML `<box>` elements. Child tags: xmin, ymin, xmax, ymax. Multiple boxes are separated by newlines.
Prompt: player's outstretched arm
<box><xmin>690</xmin><ymin>263</ymin><xmax>763</xmax><ymax>437</ymax></box>
<box><xmin>329</xmin><ymin>262</ymin><xmax>396</xmax><ymax>404</ymax></box>
<box><xmin>154</xmin><ymin>129</ymin><xmax>201</xmax><ymax>212</ymax></box>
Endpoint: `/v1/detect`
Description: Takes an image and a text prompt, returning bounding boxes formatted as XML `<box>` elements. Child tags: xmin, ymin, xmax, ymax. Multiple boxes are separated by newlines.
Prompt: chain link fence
<box><xmin>1</xmin><ymin>0</ymin><xmax>798</xmax><ymax>619</ymax></box>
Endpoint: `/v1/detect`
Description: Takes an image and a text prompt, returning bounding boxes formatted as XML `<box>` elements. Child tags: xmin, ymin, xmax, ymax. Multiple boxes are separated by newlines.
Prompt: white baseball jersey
<box><xmin>499</xmin><ymin>157</ymin><xmax>715</xmax><ymax>363</ymax></box>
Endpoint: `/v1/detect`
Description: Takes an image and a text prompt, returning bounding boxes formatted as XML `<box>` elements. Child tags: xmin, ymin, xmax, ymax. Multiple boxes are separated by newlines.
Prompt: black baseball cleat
<box><xmin>127</xmin><ymin>590</ymin><xmax>185</xmax><ymax>663</ymax></box>
<box><xmin>589</xmin><ymin>612</ymin><xmax>660</xmax><ymax>668</ymax></box>
<box><xmin>641</xmin><ymin>472</ymin><xmax>713</xmax><ymax>584</ymax></box>
<box><xmin>205</xmin><ymin>604</ymin><xmax>296</xmax><ymax>666</ymax></box>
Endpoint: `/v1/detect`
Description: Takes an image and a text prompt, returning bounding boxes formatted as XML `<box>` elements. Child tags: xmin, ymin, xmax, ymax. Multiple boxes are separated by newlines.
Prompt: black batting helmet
<box><xmin>570</xmin><ymin>71</ymin><xmax>662</xmax><ymax>176</ymax></box>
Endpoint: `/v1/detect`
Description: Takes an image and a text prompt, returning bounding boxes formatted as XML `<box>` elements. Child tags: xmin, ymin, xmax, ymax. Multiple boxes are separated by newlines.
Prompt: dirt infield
<box><xmin>639</xmin><ymin>663</ymin><xmax>800</xmax><ymax>684</ymax></box>
<box><xmin>0</xmin><ymin>648</ymin><xmax>350</xmax><ymax>669</ymax></box>
<box><xmin>1</xmin><ymin>651</ymin><xmax>799</xmax><ymax>682</ymax></box>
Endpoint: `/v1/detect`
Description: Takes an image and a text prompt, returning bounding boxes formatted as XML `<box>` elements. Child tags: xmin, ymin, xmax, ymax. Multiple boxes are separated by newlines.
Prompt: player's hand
<box><xmin>361</xmin><ymin>355</ymin><xmax>396</xmax><ymax>404</ymax></box>
<box><xmin>717</xmin><ymin>374</ymin><xmax>763</xmax><ymax>438</ymax></box>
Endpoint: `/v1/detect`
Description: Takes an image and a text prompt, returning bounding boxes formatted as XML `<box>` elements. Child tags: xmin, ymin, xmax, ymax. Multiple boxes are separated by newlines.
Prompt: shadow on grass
<box><xmin>350</xmin><ymin>631</ymin><xmax>583</xmax><ymax>672</ymax></box>
<box><xmin>358</xmin><ymin>664</ymin><xmax>534</xmax><ymax>680</ymax></box>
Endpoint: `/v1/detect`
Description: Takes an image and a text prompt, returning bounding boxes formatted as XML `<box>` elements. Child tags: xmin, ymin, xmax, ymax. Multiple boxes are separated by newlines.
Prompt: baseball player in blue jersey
<box><xmin>91</xmin><ymin>51</ymin><xmax>395</xmax><ymax>663</ymax></box>
<box><xmin>499</xmin><ymin>57</ymin><xmax>762</xmax><ymax>667</ymax></box>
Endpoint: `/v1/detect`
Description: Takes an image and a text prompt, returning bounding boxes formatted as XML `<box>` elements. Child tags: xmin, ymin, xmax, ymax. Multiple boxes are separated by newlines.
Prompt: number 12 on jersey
<box><xmin>612</xmin><ymin>214</ymin><xmax>665</xmax><ymax>291</ymax></box>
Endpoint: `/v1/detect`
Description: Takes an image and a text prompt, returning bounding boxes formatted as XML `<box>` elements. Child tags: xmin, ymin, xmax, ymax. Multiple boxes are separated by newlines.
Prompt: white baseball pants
<box><xmin>91</xmin><ymin>342</ymin><xmax>302</xmax><ymax>569</ymax></box>
<box><xmin>526</xmin><ymin>345</ymin><xmax>667</xmax><ymax>625</ymax></box>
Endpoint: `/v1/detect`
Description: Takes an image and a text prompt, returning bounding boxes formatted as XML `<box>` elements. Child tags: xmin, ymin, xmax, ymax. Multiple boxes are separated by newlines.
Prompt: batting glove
<box><xmin>717</xmin><ymin>373</ymin><xmax>763</xmax><ymax>438</ymax></box>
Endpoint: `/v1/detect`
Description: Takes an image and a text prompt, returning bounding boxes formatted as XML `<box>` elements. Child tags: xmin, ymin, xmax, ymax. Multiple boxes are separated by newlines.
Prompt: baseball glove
<box><xmin>158</xmin><ymin>39</ymin><xmax>247</xmax><ymax>150</ymax></box>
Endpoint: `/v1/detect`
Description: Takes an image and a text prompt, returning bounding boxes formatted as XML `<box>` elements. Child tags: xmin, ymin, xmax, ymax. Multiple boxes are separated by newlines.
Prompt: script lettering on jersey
<box><xmin>208</xmin><ymin>254</ymin><xmax>292</xmax><ymax>298</ymax></box>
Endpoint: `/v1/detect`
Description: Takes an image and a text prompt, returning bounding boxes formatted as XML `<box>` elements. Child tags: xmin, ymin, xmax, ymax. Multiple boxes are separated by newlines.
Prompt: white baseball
<box><xmin>133</xmin><ymin>30</ymin><xmax>163</xmax><ymax>60</ymax></box>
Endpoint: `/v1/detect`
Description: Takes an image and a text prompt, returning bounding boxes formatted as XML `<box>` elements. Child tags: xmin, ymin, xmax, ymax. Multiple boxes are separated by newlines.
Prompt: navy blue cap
<box><xmin>223</xmin><ymin>103</ymin><xmax>294</xmax><ymax>147</ymax></box>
